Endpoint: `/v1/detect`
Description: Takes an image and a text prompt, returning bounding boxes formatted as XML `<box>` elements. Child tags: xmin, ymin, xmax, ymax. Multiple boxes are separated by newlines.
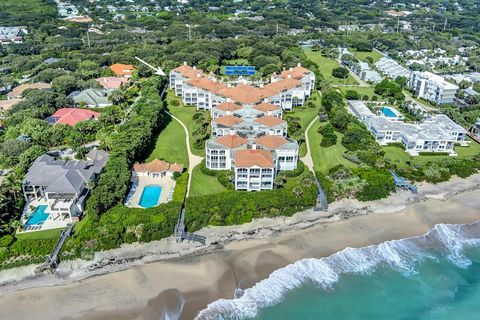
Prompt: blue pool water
<box><xmin>381</xmin><ymin>107</ymin><xmax>398</xmax><ymax>118</ymax></box>
<box><xmin>197</xmin><ymin>222</ymin><xmax>480</xmax><ymax>320</ymax></box>
<box><xmin>139</xmin><ymin>185</ymin><xmax>162</xmax><ymax>208</ymax></box>
<box><xmin>25</xmin><ymin>205</ymin><xmax>49</xmax><ymax>226</ymax></box>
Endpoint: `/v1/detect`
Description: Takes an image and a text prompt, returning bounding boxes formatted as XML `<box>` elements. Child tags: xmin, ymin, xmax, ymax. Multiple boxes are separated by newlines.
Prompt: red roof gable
<box><xmin>49</xmin><ymin>108</ymin><xmax>100</xmax><ymax>126</ymax></box>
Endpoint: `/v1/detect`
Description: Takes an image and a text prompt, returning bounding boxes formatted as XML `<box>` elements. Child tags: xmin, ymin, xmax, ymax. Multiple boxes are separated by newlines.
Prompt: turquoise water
<box><xmin>25</xmin><ymin>205</ymin><xmax>49</xmax><ymax>226</ymax></box>
<box><xmin>139</xmin><ymin>185</ymin><xmax>162</xmax><ymax>208</ymax></box>
<box><xmin>381</xmin><ymin>107</ymin><xmax>398</xmax><ymax>118</ymax></box>
<box><xmin>197</xmin><ymin>222</ymin><xmax>480</xmax><ymax>320</ymax></box>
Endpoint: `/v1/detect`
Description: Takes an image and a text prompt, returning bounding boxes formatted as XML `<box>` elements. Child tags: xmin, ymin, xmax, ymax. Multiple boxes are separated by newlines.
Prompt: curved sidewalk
<box><xmin>300</xmin><ymin>115</ymin><xmax>318</xmax><ymax>173</ymax></box>
<box><xmin>166</xmin><ymin>111</ymin><xmax>203</xmax><ymax>197</ymax></box>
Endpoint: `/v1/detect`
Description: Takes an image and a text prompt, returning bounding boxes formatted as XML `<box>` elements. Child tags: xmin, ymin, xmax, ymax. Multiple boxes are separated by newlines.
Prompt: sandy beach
<box><xmin>1</xmin><ymin>174</ymin><xmax>480</xmax><ymax>320</ymax></box>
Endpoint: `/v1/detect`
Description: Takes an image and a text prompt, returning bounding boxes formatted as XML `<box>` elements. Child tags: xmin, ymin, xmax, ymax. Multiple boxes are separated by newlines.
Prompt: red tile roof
<box><xmin>215</xmin><ymin>102</ymin><xmax>243</xmax><ymax>112</ymax></box>
<box><xmin>96</xmin><ymin>77</ymin><xmax>129</xmax><ymax>90</ymax></box>
<box><xmin>255</xmin><ymin>116</ymin><xmax>285</xmax><ymax>127</ymax></box>
<box><xmin>279</xmin><ymin>66</ymin><xmax>312</xmax><ymax>79</ymax></box>
<box><xmin>133</xmin><ymin>159</ymin><xmax>184</xmax><ymax>173</ymax></box>
<box><xmin>173</xmin><ymin>65</ymin><xmax>204</xmax><ymax>79</ymax></box>
<box><xmin>235</xmin><ymin>149</ymin><xmax>274</xmax><ymax>168</ymax></box>
<box><xmin>110</xmin><ymin>64</ymin><xmax>134</xmax><ymax>77</ymax></box>
<box><xmin>186</xmin><ymin>77</ymin><xmax>227</xmax><ymax>94</ymax></box>
<box><xmin>213</xmin><ymin>115</ymin><xmax>243</xmax><ymax>127</ymax></box>
<box><xmin>49</xmin><ymin>108</ymin><xmax>100</xmax><ymax>126</ymax></box>
<box><xmin>253</xmin><ymin>103</ymin><xmax>280</xmax><ymax>112</ymax></box>
<box><xmin>256</xmin><ymin>135</ymin><xmax>289</xmax><ymax>149</ymax></box>
<box><xmin>216</xmin><ymin>134</ymin><xmax>247</xmax><ymax>148</ymax></box>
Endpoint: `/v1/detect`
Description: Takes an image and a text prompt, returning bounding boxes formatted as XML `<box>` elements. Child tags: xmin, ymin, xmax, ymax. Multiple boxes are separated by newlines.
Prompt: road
<box><xmin>300</xmin><ymin>115</ymin><xmax>318</xmax><ymax>173</ymax></box>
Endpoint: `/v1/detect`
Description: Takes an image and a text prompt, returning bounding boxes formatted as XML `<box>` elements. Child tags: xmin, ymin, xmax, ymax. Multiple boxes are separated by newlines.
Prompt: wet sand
<box><xmin>1</xmin><ymin>185</ymin><xmax>480</xmax><ymax>320</ymax></box>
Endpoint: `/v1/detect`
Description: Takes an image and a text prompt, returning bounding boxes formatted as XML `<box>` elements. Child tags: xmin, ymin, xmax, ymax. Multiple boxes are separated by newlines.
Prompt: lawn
<box><xmin>165</xmin><ymin>90</ymin><xmax>206</xmax><ymax>157</ymax></box>
<box><xmin>147</xmin><ymin>116</ymin><xmax>188</xmax><ymax>166</ymax></box>
<box><xmin>335</xmin><ymin>86</ymin><xmax>385</xmax><ymax>101</ymax></box>
<box><xmin>16</xmin><ymin>228</ymin><xmax>64</xmax><ymax>240</ymax></box>
<box><xmin>350</xmin><ymin>49</ymin><xmax>384</xmax><ymax>63</ymax></box>
<box><xmin>308</xmin><ymin>121</ymin><xmax>358</xmax><ymax>173</ymax></box>
<box><xmin>383</xmin><ymin>139</ymin><xmax>480</xmax><ymax>167</ymax></box>
<box><xmin>189</xmin><ymin>165</ymin><xmax>226</xmax><ymax>197</ymax></box>
<box><xmin>304</xmin><ymin>48</ymin><xmax>359</xmax><ymax>85</ymax></box>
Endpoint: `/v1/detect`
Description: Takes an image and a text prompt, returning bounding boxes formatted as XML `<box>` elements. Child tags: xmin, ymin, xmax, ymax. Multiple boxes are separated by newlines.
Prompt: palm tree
<box><xmin>3</xmin><ymin>174</ymin><xmax>21</xmax><ymax>202</ymax></box>
<box><xmin>109</xmin><ymin>89</ymin><xmax>125</xmax><ymax>105</ymax></box>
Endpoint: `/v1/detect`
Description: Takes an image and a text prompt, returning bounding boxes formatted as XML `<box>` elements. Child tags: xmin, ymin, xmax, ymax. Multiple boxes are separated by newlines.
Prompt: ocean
<box><xmin>196</xmin><ymin>222</ymin><xmax>480</xmax><ymax>320</ymax></box>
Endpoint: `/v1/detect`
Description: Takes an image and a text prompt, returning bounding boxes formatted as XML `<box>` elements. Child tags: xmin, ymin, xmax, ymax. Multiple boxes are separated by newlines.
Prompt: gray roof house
<box><xmin>69</xmin><ymin>89</ymin><xmax>113</xmax><ymax>108</ymax></box>
<box><xmin>21</xmin><ymin>149</ymin><xmax>109</xmax><ymax>230</ymax></box>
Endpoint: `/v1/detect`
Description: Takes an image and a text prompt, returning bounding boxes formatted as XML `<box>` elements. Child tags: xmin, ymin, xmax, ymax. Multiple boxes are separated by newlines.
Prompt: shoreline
<box><xmin>0</xmin><ymin>174</ymin><xmax>480</xmax><ymax>319</ymax></box>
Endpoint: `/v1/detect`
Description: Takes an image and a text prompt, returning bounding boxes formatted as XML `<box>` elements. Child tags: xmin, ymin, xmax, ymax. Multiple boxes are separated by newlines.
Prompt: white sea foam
<box><xmin>195</xmin><ymin>222</ymin><xmax>480</xmax><ymax>320</ymax></box>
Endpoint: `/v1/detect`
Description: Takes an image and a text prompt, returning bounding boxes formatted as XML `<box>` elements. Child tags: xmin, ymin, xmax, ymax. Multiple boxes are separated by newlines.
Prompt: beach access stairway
<box><xmin>175</xmin><ymin>207</ymin><xmax>206</xmax><ymax>245</ymax></box>
<box><xmin>314</xmin><ymin>177</ymin><xmax>328</xmax><ymax>211</ymax></box>
<box><xmin>35</xmin><ymin>223</ymin><xmax>75</xmax><ymax>273</ymax></box>
<box><xmin>390</xmin><ymin>169</ymin><xmax>417</xmax><ymax>194</ymax></box>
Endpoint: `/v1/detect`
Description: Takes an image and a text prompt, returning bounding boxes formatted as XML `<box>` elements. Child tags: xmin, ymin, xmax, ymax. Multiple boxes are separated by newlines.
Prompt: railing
<box><xmin>36</xmin><ymin>223</ymin><xmax>75</xmax><ymax>273</ymax></box>
<box><xmin>314</xmin><ymin>177</ymin><xmax>328</xmax><ymax>211</ymax></box>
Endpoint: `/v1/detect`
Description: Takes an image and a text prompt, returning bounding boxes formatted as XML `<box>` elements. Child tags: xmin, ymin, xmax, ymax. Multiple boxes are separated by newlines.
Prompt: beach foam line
<box><xmin>195</xmin><ymin>221</ymin><xmax>480</xmax><ymax>320</ymax></box>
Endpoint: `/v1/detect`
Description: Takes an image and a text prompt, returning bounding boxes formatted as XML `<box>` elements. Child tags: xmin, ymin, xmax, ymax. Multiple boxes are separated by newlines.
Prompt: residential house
<box><xmin>69</xmin><ymin>88</ymin><xmax>113</xmax><ymax>108</ymax></box>
<box><xmin>0</xmin><ymin>26</ymin><xmax>27</xmax><ymax>45</ymax></box>
<box><xmin>46</xmin><ymin>108</ymin><xmax>100</xmax><ymax>126</ymax></box>
<box><xmin>353</xmin><ymin>62</ymin><xmax>382</xmax><ymax>83</ymax></box>
<box><xmin>375</xmin><ymin>57</ymin><xmax>411</xmax><ymax>80</ymax></box>
<box><xmin>110</xmin><ymin>63</ymin><xmax>134</xmax><ymax>78</ymax></box>
<box><xmin>7</xmin><ymin>82</ymin><xmax>51</xmax><ymax>100</ymax></box>
<box><xmin>96</xmin><ymin>76</ymin><xmax>129</xmax><ymax>90</ymax></box>
<box><xmin>21</xmin><ymin>149</ymin><xmax>109</xmax><ymax>230</ymax></box>
<box><xmin>132</xmin><ymin>159</ymin><xmax>184</xmax><ymax>178</ymax></box>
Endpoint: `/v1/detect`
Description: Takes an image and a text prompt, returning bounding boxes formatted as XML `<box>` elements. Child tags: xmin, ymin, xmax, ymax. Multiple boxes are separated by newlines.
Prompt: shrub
<box><xmin>172</xmin><ymin>172</ymin><xmax>188</xmax><ymax>203</ymax></box>
<box><xmin>387</xmin><ymin>142</ymin><xmax>406</xmax><ymax>150</ymax></box>
<box><xmin>170</xmin><ymin>99</ymin><xmax>180</xmax><ymax>106</ymax></box>
<box><xmin>284</xmin><ymin>160</ymin><xmax>305</xmax><ymax>177</ymax></box>
<box><xmin>319</xmin><ymin>123</ymin><xmax>337</xmax><ymax>147</ymax></box>
<box><xmin>344</xmin><ymin>90</ymin><xmax>359</xmax><ymax>100</ymax></box>
<box><xmin>332</xmin><ymin>67</ymin><xmax>349</xmax><ymax>79</ymax></box>
<box><xmin>354</xmin><ymin>168</ymin><xmax>395</xmax><ymax>201</ymax></box>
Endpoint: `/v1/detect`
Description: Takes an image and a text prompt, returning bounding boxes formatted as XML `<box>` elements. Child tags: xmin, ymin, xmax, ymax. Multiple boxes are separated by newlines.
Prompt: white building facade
<box><xmin>409</xmin><ymin>71</ymin><xmax>459</xmax><ymax>105</ymax></box>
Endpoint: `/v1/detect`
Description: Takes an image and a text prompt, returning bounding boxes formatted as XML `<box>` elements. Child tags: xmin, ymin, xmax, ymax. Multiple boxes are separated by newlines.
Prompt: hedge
<box><xmin>283</xmin><ymin>160</ymin><xmax>305</xmax><ymax>177</ymax></box>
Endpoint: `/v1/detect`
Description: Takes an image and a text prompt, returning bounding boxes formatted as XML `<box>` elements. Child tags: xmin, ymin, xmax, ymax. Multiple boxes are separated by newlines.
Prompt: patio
<box><xmin>19</xmin><ymin>199</ymin><xmax>72</xmax><ymax>233</ymax></box>
<box><xmin>124</xmin><ymin>175</ymin><xmax>176</xmax><ymax>208</ymax></box>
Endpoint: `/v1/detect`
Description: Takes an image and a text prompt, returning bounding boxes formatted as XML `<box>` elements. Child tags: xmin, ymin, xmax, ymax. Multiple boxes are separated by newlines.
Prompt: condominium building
<box><xmin>375</xmin><ymin>57</ymin><xmax>411</xmax><ymax>80</ymax></box>
<box><xmin>353</xmin><ymin>62</ymin><xmax>382</xmax><ymax>83</ymax></box>
<box><xmin>409</xmin><ymin>71</ymin><xmax>459</xmax><ymax>105</ymax></box>
<box><xmin>169</xmin><ymin>64</ymin><xmax>313</xmax><ymax>191</ymax></box>
<box><xmin>348</xmin><ymin>100</ymin><xmax>468</xmax><ymax>156</ymax></box>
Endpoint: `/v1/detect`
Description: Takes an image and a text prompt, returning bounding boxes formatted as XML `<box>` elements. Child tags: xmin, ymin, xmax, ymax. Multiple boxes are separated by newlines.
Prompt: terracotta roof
<box><xmin>7</xmin><ymin>82</ymin><xmax>51</xmax><ymax>99</ymax></box>
<box><xmin>133</xmin><ymin>159</ymin><xmax>184</xmax><ymax>173</ymax></box>
<box><xmin>110</xmin><ymin>64</ymin><xmax>134</xmax><ymax>77</ymax></box>
<box><xmin>263</xmin><ymin>78</ymin><xmax>302</xmax><ymax>93</ymax></box>
<box><xmin>218</xmin><ymin>84</ymin><xmax>267</xmax><ymax>104</ymax></box>
<box><xmin>253</xmin><ymin>102</ymin><xmax>280</xmax><ymax>112</ymax></box>
<box><xmin>48</xmin><ymin>108</ymin><xmax>100</xmax><ymax>126</ymax></box>
<box><xmin>235</xmin><ymin>149</ymin><xmax>274</xmax><ymax>168</ymax></box>
<box><xmin>256</xmin><ymin>135</ymin><xmax>288</xmax><ymax>149</ymax></box>
<box><xmin>186</xmin><ymin>77</ymin><xmax>227</xmax><ymax>93</ymax></box>
<box><xmin>173</xmin><ymin>65</ymin><xmax>204</xmax><ymax>79</ymax></box>
<box><xmin>255</xmin><ymin>116</ymin><xmax>285</xmax><ymax>127</ymax></box>
<box><xmin>0</xmin><ymin>98</ymin><xmax>23</xmax><ymax>111</ymax></box>
<box><xmin>216</xmin><ymin>134</ymin><xmax>247</xmax><ymax>148</ymax></box>
<box><xmin>95</xmin><ymin>77</ymin><xmax>129</xmax><ymax>90</ymax></box>
<box><xmin>215</xmin><ymin>102</ymin><xmax>243</xmax><ymax>112</ymax></box>
<box><xmin>213</xmin><ymin>115</ymin><xmax>243</xmax><ymax>127</ymax></box>
<box><xmin>279</xmin><ymin>66</ymin><xmax>312</xmax><ymax>79</ymax></box>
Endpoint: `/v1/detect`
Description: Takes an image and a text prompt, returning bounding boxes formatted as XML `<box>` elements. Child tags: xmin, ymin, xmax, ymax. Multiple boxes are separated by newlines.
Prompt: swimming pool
<box><xmin>25</xmin><ymin>205</ymin><xmax>49</xmax><ymax>226</ymax></box>
<box><xmin>381</xmin><ymin>107</ymin><xmax>398</xmax><ymax>118</ymax></box>
<box><xmin>139</xmin><ymin>185</ymin><xmax>162</xmax><ymax>208</ymax></box>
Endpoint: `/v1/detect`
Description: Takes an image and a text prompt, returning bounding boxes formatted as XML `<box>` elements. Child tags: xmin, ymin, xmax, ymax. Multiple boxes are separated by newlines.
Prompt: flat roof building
<box><xmin>409</xmin><ymin>71</ymin><xmax>459</xmax><ymax>105</ymax></box>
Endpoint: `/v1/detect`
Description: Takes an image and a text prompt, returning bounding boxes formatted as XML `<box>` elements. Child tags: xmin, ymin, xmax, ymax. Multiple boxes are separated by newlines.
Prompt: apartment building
<box><xmin>348</xmin><ymin>100</ymin><xmax>468</xmax><ymax>156</ymax></box>
<box><xmin>409</xmin><ymin>71</ymin><xmax>459</xmax><ymax>105</ymax></box>
<box><xmin>169</xmin><ymin>64</ymin><xmax>312</xmax><ymax>191</ymax></box>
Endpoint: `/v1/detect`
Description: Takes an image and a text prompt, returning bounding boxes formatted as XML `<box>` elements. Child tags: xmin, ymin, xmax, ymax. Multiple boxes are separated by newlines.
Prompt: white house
<box><xmin>409</xmin><ymin>71</ymin><xmax>459</xmax><ymax>104</ymax></box>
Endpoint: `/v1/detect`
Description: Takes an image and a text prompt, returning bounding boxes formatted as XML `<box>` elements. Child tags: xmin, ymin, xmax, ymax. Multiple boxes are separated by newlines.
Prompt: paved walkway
<box><xmin>166</xmin><ymin>111</ymin><xmax>203</xmax><ymax>197</ymax></box>
<box><xmin>300</xmin><ymin>115</ymin><xmax>319</xmax><ymax>173</ymax></box>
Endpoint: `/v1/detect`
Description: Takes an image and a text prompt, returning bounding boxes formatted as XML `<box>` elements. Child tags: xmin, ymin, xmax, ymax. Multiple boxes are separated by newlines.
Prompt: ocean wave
<box><xmin>195</xmin><ymin>222</ymin><xmax>480</xmax><ymax>320</ymax></box>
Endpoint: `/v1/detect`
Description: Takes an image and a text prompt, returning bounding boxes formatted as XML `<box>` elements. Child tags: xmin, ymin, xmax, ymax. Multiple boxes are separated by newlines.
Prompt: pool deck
<box><xmin>19</xmin><ymin>200</ymin><xmax>71</xmax><ymax>233</ymax></box>
<box><xmin>125</xmin><ymin>175</ymin><xmax>176</xmax><ymax>208</ymax></box>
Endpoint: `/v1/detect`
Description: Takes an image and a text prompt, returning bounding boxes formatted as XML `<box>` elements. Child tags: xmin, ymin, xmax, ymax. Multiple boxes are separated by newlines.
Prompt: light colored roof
<box><xmin>253</xmin><ymin>102</ymin><xmax>280</xmax><ymax>112</ymax></box>
<box><xmin>213</xmin><ymin>115</ymin><xmax>243</xmax><ymax>127</ymax></box>
<box><xmin>110</xmin><ymin>63</ymin><xmax>134</xmax><ymax>77</ymax></box>
<box><xmin>96</xmin><ymin>77</ymin><xmax>129</xmax><ymax>90</ymax></box>
<box><xmin>216</xmin><ymin>134</ymin><xmax>247</xmax><ymax>148</ymax></box>
<box><xmin>71</xmin><ymin>89</ymin><xmax>112</xmax><ymax>107</ymax></box>
<box><xmin>256</xmin><ymin>135</ymin><xmax>288</xmax><ymax>149</ymax></box>
<box><xmin>48</xmin><ymin>108</ymin><xmax>100</xmax><ymax>126</ymax></box>
<box><xmin>133</xmin><ymin>159</ymin><xmax>184</xmax><ymax>173</ymax></box>
<box><xmin>7</xmin><ymin>82</ymin><xmax>51</xmax><ymax>99</ymax></box>
<box><xmin>0</xmin><ymin>98</ymin><xmax>23</xmax><ymax>111</ymax></box>
<box><xmin>235</xmin><ymin>149</ymin><xmax>274</xmax><ymax>168</ymax></box>
<box><xmin>215</xmin><ymin>102</ymin><xmax>243</xmax><ymax>112</ymax></box>
<box><xmin>255</xmin><ymin>116</ymin><xmax>285</xmax><ymax>127</ymax></box>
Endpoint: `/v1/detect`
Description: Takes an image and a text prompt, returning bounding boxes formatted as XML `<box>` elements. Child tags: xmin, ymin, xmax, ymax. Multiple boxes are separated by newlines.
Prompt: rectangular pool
<box><xmin>139</xmin><ymin>185</ymin><xmax>162</xmax><ymax>208</ymax></box>
<box><xmin>381</xmin><ymin>107</ymin><xmax>398</xmax><ymax>118</ymax></box>
<box><xmin>25</xmin><ymin>205</ymin><xmax>49</xmax><ymax>226</ymax></box>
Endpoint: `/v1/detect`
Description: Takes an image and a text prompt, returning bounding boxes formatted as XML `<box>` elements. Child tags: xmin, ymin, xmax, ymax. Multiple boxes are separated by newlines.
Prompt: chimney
<box><xmin>297</xmin><ymin>63</ymin><xmax>301</xmax><ymax>67</ymax></box>
<box><xmin>287</xmin><ymin>74</ymin><xmax>292</xmax><ymax>79</ymax></box>
<box><xmin>259</xmin><ymin>84</ymin><xmax>264</xmax><ymax>88</ymax></box>
<box><xmin>183</xmin><ymin>61</ymin><xmax>187</xmax><ymax>65</ymax></box>
<box><xmin>196</xmin><ymin>73</ymin><xmax>201</xmax><ymax>78</ymax></box>
<box><xmin>289</xmin><ymin>67</ymin><xmax>293</xmax><ymax>71</ymax></box>
<box><xmin>193</xmin><ymin>66</ymin><xmax>196</xmax><ymax>70</ymax></box>
<box><xmin>252</xmin><ymin>144</ymin><xmax>257</xmax><ymax>150</ymax></box>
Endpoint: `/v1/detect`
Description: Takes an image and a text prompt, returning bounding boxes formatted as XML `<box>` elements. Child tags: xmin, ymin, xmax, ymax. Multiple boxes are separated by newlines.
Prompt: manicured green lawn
<box><xmin>147</xmin><ymin>117</ymin><xmax>188</xmax><ymax>166</ymax></box>
<box><xmin>166</xmin><ymin>90</ymin><xmax>206</xmax><ymax>157</ymax></box>
<box><xmin>304</xmin><ymin>49</ymin><xmax>359</xmax><ymax>85</ymax></box>
<box><xmin>335</xmin><ymin>86</ymin><xmax>384</xmax><ymax>101</ymax></box>
<box><xmin>308</xmin><ymin>121</ymin><xmax>358</xmax><ymax>173</ymax></box>
<box><xmin>189</xmin><ymin>165</ymin><xmax>226</xmax><ymax>197</ymax></box>
<box><xmin>350</xmin><ymin>49</ymin><xmax>384</xmax><ymax>63</ymax></box>
<box><xmin>16</xmin><ymin>228</ymin><xmax>64</xmax><ymax>240</ymax></box>
<box><xmin>383</xmin><ymin>139</ymin><xmax>480</xmax><ymax>167</ymax></box>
